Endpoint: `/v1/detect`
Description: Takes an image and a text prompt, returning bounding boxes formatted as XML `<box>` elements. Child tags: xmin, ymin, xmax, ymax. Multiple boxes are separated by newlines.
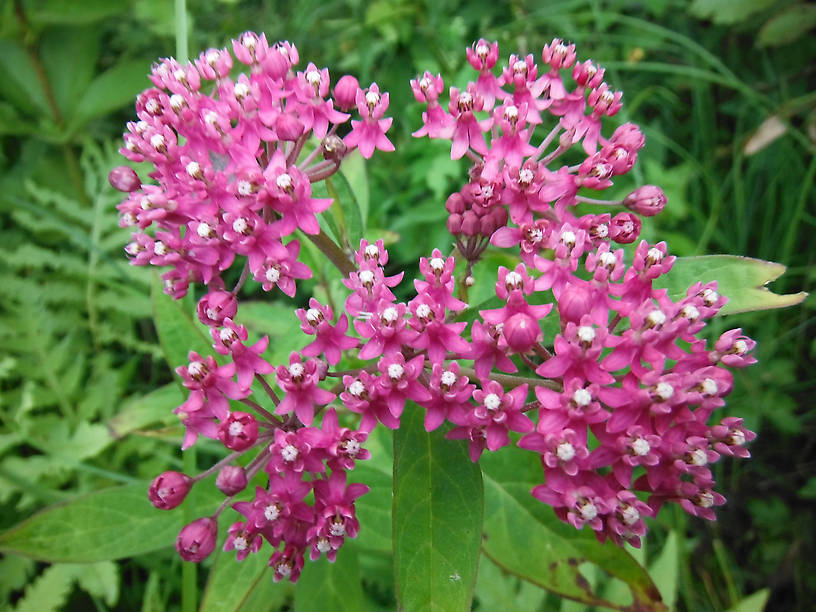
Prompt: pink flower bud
<box><xmin>334</xmin><ymin>75</ymin><xmax>359</xmax><ymax>110</ymax></box>
<box><xmin>624</xmin><ymin>185</ymin><xmax>667</xmax><ymax>217</ymax></box>
<box><xmin>148</xmin><ymin>471</ymin><xmax>193</xmax><ymax>510</ymax></box>
<box><xmin>503</xmin><ymin>312</ymin><xmax>540</xmax><ymax>353</ymax></box>
<box><xmin>275</xmin><ymin>112</ymin><xmax>305</xmax><ymax>141</ymax></box>
<box><xmin>609</xmin><ymin>212</ymin><xmax>641</xmax><ymax>244</ymax></box>
<box><xmin>461</xmin><ymin>211</ymin><xmax>480</xmax><ymax>236</ymax></box>
<box><xmin>216</xmin><ymin>465</ymin><xmax>248</xmax><ymax>496</ymax></box>
<box><xmin>557</xmin><ymin>284</ymin><xmax>593</xmax><ymax>324</ymax></box>
<box><xmin>176</xmin><ymin>517</ymin><xmax>218</xmax><ymax>562</ymax></box>
<box><xmin>447</xmin><ymin>213</ymin><xmax>463</xmax><ymax>235</ymax></box>
<box><xmin>218</xmin><ymin>411</ymin><xmax>258</xmax><ymax>451</ymax></box>
<box><xmin>108</xmin><ymin>166</ymin><xmax>141</xmax><ymax>192</ymax></box>
<box><xmin>445</xmin><ymin>192</ymin><xmax>466</xmax><ymax>214</ymax></box>
<box><xmin>197</xmin><ymin>291</ymin><xmax>238</xmax><ymax>326</ymax></box>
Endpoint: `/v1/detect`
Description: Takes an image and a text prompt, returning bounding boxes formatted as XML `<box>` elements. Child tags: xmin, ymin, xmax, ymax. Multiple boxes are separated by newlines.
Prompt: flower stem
<box><xmin>306</xmin><ymin>228</ymin><xmax>356</xmax><ymax>276</ymax></box>
<box><xmin>456</xmin><ymin>365</ymin><xmax>562</xmax><ymax>391</ymax></box>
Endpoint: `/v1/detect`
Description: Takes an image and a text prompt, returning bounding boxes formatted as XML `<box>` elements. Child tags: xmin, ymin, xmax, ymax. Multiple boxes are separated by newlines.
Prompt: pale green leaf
<box><xmin>648</xmin><ymin>531</ymin><xmax>679</xmax><ymax>610</ymax></box>
<box><xmin>653</xmin><ymin>255</ymin><xmax>806</xmax><ymax>315</ymax></box>
<box><xmin>200</xmin><ymin>548</ymin><xmax>277</xmax><ymax>612</ymax></box>
<box><xmin>724</xmin><ymin>588</ymin><xmax>770</xmax><ymax>612</ymax></box>
<box><xmin>294</xmin><ymin>546</ymin><xmax>365</xmax><ymax>612</ymax></box>
<box><xmin>14</xmin><ymin>564</ymin><xmax>78</xmax><ymax>612</ymax></box>
<box><xmin>73</xmin><ymin>61</ymin><xmax>151</xmax><ymax>127</ymax></box>
<box><xmin>75</xmin><ymin>561</ymin><xmax>120</xmax><ymax>607</ymax></box>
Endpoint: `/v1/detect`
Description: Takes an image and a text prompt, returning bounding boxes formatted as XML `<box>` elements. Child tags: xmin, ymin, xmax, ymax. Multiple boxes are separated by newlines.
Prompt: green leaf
<box><xmin>653</xmin><ymin>255</ymin><xmax>807</xmax><ymax>315</ymax></box>
<box><xmin>75</xmin><ymin>561</ymin><xmax>120</xmax><ymax>607</ymax></box>
<box><xmin>341</xmin><ymin>151</ymin><xmax>369</xmax><ymax>226</ymax></box>
<box><xmin>724</xmin><ymin>588</ymin><xmax>770</xmax><ymax>612</ymax></box>
<box><xmin>24</xmin><ymin>0</ymin><xmax>132</xmax><ymax>25</ymax></box>
<box><xmin>392</xmin><ymin>405</ymin><xmax>483</xmax><ymax>611</ymax></box>
<box><xmin>757</xmin><ymin>5</ymin><xmax>816</xmax><ymax>47</ymax></box>
<box><xmin>0</xmin><ymin>481</ymin><xmax>219</xmax><ymax>562</ymax></box>
<box><xmin>480</xmin><ymin>446</ymin><xmax>665</xmax><ymax>611</ymax></box>
<box><xmin>351</xmin><ymin>425</ymin><xmax>393</xmax><ymax>554</ymax></box>
<box><xmin>474</xmin><ymin>555</ymin><xmax>546</xmax><ymax>611</ymax></box>
<box><xmin>108</xmin><ymin>383</ymin><xmax>184</xmax><ymax>438</ymax></box>
<box><xmin>237</xmin><ymin>301</ymin><xmax>301</xmax><ymax>367</ymax></box>
<box><xmin>14</xmin><ymin>563</ymin><xmax>78</xmax><ymax>612</ymax></box>
<box><xmin>0</xmin><ymin>40</ymin><xmax>50</xmax><ymax>116</ymax></box>
<box><xmin>689</xmin><ymin>0</ymin><xmax>776</xmax><ymax>25</ymax></box>
<box><xmin>40</xmin><ymin>26</ymin><xmax>100</xmax><ymax>122</ymax></box>
<box><xmin>200</xmin><ymin>548</ymin><xmax>277</xmax><ymax>612</ymax></box>
<box><xmin>151</xmin><ymin>272</ymin><xmax>213</xmax><ymax>371</ymax></box>
<box><xmin>647</xmin><ymin>531</ymin><xmax>678</xmax><ymax>611</ymax></box>
<box><xmin>294</xmin><ymin>546</ymin><xmax>365</xmax><ymax>612</ymax></box>
<box><xmin>72</xmin><ymin>61</ymin><xmax>151</xmax><ymax>128</ymax></box>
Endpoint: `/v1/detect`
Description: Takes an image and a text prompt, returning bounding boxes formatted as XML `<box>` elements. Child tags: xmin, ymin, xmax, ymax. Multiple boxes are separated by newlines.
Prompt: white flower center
<box><xmin>188</xmin><ymin>361</ymin><xmax>205</xmax><ymax>378</ymax></box>
<box><xmin>232</xmin><ymin>217</ymin><xmax>249</xmax><ymax>234</ymax></box>
<box><xmin>577</xmin><ymin>326</ymin><xmax>595</xmax><ymax>343</ymax></box>
<box><xmin>484</xmin><ymin>393</ymin><xmax>501</xmax><ymax>411</ymax></box>
<box><xmin>306</xmin><ymin>70</ymin><xmax>321</xmax><ymax>86</ymax></box>
<box><xmin>204</xmin><ymin>111</ymin><xmax>218</xmax><ymax>126</ymax></box>
<box><xmin>681</xmin><ymin>305</ymin><xmax>699</xmax><ymax>321</ymax></box>
<box><xmin>440</xmin><ymin>371</ymin><xmax>457</xmax><ymax>386</ymax></box>
<box><xmin>655</xmin><ymin>382</ymin><xmax>674</xmax><ymax>401</ymax></box>
<box><xmin>186</xmin><ymin>161</ymin><xmax>201</xmax><ymax>177</ymax></box>
<box><xmin>647</xmin><ymin>310</ymin><xmax>666</xmax><ymax>327</ymax></box>
<box><xmin>330</xmin><ymin>521</ymin><xmax>346</xmax><ymax>537</ymax></box>
<box><xmin>382</xmin><ymin>307</ymin><xmax>399</xmax><ymax>323</ymax></box>
<box><xmin>734</xmin><ymin>340</ymin><xmax>747</xmax><ymax>354</ymax></box>
<box><xmin>150</xmin><ymin>133</ymin><xmax>165</xmax><ymax>149</ymax></box>
<box><xmin>233</xmin><ymin>536</ymin><xmax>248</xmax><ymax>551</ymax></box>
<box><xmin>594</xmin><ymin>223</ymin><xmax>609</xmax><ymax>238</ymax></box>
<box><xmin>228</xmin><ymin>421</ymin><xmax>244</xmax><ymax>436</ymax></box>
<box><xmin>513</xmin><ymin>60</ymin><xmax>526</xmax><ymax>73</ymax></box>
<box><xmin>289</xmin><ymin>363</ymin><xmax>305</xmax><ymax>378</ymax></box>
<box><xmin>365</xmin><ymin>244</ymin><xmax>379</xmax><ymax>259</ymax></box>
<box><xmin>234</xmin><ymin>82</ymin><xmax>250</xmax><ymax>99</ymax></box>
<box><xmin>620</xmin><ymin>505</ymin><xmax>640</xmax><ymax>525</ymax></box>
<box><xmin>504</xmin><ymin>105</ymin><xmax>519</xmax><ymax>121</ymax></box>
<box><xmin>348</xmin><ymin>381</ymin><xmax>365</xmax><ymax>397</ymax></box>
<box><xmin>135</xmin><ymin>120</ymin><xmax>148</xmax><ymax>134</ymax></box>
<box><xmin>646</xmin><ymin>247</ymin><xmax>663</xmax><ymax>264</ymax></box>
<box><xmin>344</xmin><ymin>439</ymin><xmax>360</xmax><ymax>456</ymax></box>
<box><xmin>219</xmin><ymin>328</ymin><xmax>238</xmax><ymax>345</ymax></box>
<box><xmin>476</xmin><ymin>43</ymin><xmax>489</xmax><ymax>57</ymax></box>
<box><xmin>688</xmin><ymin>448</ymin><xmax>708</xmax><ymax>466</ymax></box>
<box><xmin>276</xmin><ymin>173</ymin><xmax>293</xmax><ymax>190</ymax></box>
<box><xmin>519</xmin><ymin>168</ymin><xmax>534</xmax><ymax>185</ymax></box>
<box><xmin>416</xmin><ymin>303</ymin><xmax>431</xmax><ymax>319</ymax></box>
<box><xmin>696</xmin><ymin>491</ymin><xmax>715</xmax><ymax>508</ymax></box>
<box><xmin>578</xmin><ymin>501</ymin><xmax>598</xmax><ymax>521</ymax></box>
<box><xmin>197</xmin><ymin>222</ymin><xmax>214</xmax><ymax>238</ymax></box>
<box><xmin>145</xmin><ymin>99</ymin><xmax>160</xmax><ymax>114</ymax></box>
<box><xmin>265</xmin><ymin>266</ymin><xmax>280</xmax><ymax>283</ymax></box>
<box><xmin>572</xmin><ymin>388</ymin><xmax>592</xmax><ymax>407</ymax></box>
<box><xmin>365</xmin><ymin>91</ymin><xmax>380</xmax><ymax>107</ymax></box>
<box><xmin>601</xmin><ymin>89</ymin><xmax>615</xmax><ymax>104</ymax></box>
<box><xmin>505</xmin><ymin>271</ymin><xmax>523</xmax><ymax>289</ymax></box>
<box><xmin>728</xmin><ymin>430</ymin><xmax>746</xmax><ymax>446</ymax></box>
<box><xmin>237</xmin><ymin>180</ymin><xmax>253</xmax><ymax>195</ymax></box>
<box><xmin>153</xmin><ymin>241</ymin><xmax>168</xmax><ymax>256</ymax></box>
<box><xmin>317</xmin><ymin>538</ymin><xmax>331</xmax><ymax>552</ymax></box>
<box><xmin>702</xmin><ymin>289</ymin><xmax>719</xmax><ymax>306</ymax></box>
<box><xmin>387</xmin><ymin>363</ymin><xmax>404</xmax><ymax>380</ymax></box>
<box><xmin>306</xmin><ymin>308</ymin><xmax>322</xmax><ymax>323</ymax></box>
<box><xmin>430</xmin><ymin>257</ymin><xmax>445</xmax><ymax>271</ymax></box>
<box><xmin>281</xmin><ymin>444</ymin><xmax>299</xmax><ymax>462</ymax></box>
<box><xmin>556</xmin><ymin>442</ymin><xmax>576</xmax><ymax>462</ymax></box>
<box><xmin>561</xmin><ymin>230</ymin><xmax>576</xmax><ymax>247</ymax></box>
<box><xmin>359</xmin><ymin>269</ymin><xmax>374</xmax><ymax>284</ymax></box>
<box><xmin>631</xmin><ymin>438</ymin><xmax>650</xmax><ymax>456</ymax></box>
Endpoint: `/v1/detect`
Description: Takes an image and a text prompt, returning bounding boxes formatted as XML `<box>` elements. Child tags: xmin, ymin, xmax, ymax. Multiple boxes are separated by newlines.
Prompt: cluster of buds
<box><xmin>119</xmin><ymin>34</ymin><xmax>757</xmax><ymax>582</ymax></box>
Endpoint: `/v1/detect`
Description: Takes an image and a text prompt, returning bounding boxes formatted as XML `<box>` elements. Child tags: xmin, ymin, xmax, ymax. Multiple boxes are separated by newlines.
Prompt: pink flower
<box><xmin>343</xmin><ymin>83</ymin><xmax>394</xmax><ymax>158</ymax></box>
<box><xmin>296</xmin><ymin>298</ymin><xmax>358</xmax><ymax>365</ymax></box>
<box><xmin>275</xmin><ymin>353</ymin><xmax>336</xmax><ymax>426</ymax></box>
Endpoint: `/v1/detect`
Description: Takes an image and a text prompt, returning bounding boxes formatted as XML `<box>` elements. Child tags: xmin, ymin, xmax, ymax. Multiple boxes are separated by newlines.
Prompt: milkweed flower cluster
<box><xmin>115</xmin><ymin>33</ymin><xmax>756</xmax><ymax>581</ymax></box>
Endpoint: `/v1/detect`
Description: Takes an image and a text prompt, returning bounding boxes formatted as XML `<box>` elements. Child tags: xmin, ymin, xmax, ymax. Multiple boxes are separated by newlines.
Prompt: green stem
<box><xmin>175</xmin><ymin>0</ymin><xmax>188</xmax><ymax>63</ymax></box>
<box><xmin>182</xmin><ymin>447</ymin><xmax>197</xmax><ymax>612</ymax></box>
<box><xmin>455</xmin><ymin>365</ymin><xmax>562</xmax><ymax>391</ymax></box>
<box><xmin>306</xmin><ymin>228</ymin><xmax>356</xmax><ymax>276</ymax></box>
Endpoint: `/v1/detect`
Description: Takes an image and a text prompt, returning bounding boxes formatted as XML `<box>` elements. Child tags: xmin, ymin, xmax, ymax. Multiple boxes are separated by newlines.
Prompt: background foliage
<box><xmin>0</xmin><ymin>0</ymin><xmax>814</xmax><ymax>610</ymax></box>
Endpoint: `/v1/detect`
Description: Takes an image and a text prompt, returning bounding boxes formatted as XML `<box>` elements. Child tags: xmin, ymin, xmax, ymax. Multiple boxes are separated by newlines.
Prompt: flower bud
<box><xmin>445</xmin><ymin>192</ymin><xmax>466</xmax><ymax>214</ymax></box>
<box><xmin>609</xmin><ymin>212</ymin><xmax>641</xmax><ymax>244</ymax></box>
<box><xmin>503</xmin><ymin>312</ymin><xmax>540</xmax><ymax>353</ymax></box>
<box><xmin>333</xmin><ymin>75</ymin><xmax>359</xmax><ymax>110</ymax></box>
<box><xmin>275</xmin><ymin>112</ymin><xmax>305</xmax><ymax>141</ymax></box>
<box><xmin>176</xmin><ymin>517</ymin><xmax>218</xmax><ymax>562</ymax></box>
<box><xmin>148</xmin><ymin>471</ymin><xmax>193</xmax><ymax>510</ymax></box>
<box><xmin>446</xmin><ymin>213</ymin><xmax>463</xmax><ymax>235</ymax></box>
<box><xmin>108</xmin><ymin>166</ymin><xmax>141</xmax><ymax>192</ymax></box>
<box><xmin>218</xmin><ymin>411</ymin><xmax>259</xmax><ymax>451</ymax></box>
<box><xmin>321</xmin><ymin>134</ymin><xmax>347</xmax><ymax>163</ymax></box>
<box><xmin>216</xmin><ymin>465</ymin><xmax>248</xmax><ymax>496</ymax></box>
<box><xmin>197</xmin><ymin>291</ymin><xmax>238</xmax><ymax>326</ymax></box>
<box><xmin>461</xmin><ymin>211</ymin><xmax>480</xmax><ymax>236</ymax></box>
<box><xmin>624</xmin><ymin>185</ymin><xmax>666</xmax><ymax>217</ymax></box>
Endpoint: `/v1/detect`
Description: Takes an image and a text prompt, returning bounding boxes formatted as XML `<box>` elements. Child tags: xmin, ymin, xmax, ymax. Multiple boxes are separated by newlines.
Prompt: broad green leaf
<box><xmin>40</xmin><ymin>26</ymin><xmax>100</xmax><ymax>123</ymax></box>
<box><xmin>689</xmin><ymin>0</ymin><xmax>776</xmax><ymax>24</ymax></box>
<box><xmin>341</xmin><ymin>151</ymin><xmax>369</xmax><ymax>226</ymax></box>
<box><xmin>724</xmin><ymin>588</ymin><xmax>770</xmax><ymax>612</ymax></box>
<box><xmin>151</xmin><ymin>272</ymin><xmax>212</xmax><ymax>371</ymax></box>
<box><xmin>14</xmin><ymin>563</ymin><xmax>77</xmax><ymax>612</ymax></box>
<box><xmin>108</xmin><ymin>383</ymin><xmax>184</xmax><ymax>438</ymax></box>
<box><xmin>351</xmin><ymin>425</ymin><xmax>393</xmax><ymax>554</ymax></box>
<box><xmin>474</xmin><ymin>554</ymin><xmax>546</xmax><ymax>611</ymax></box>
<box><xmin>0</xmin><ymin>481</ymin><xmax>219</xmax><ymax>562</ymax></box>
<box><xmin>647</xmin><ymin>531</ymin><xmax>678</xmax><ymax>610</ymax></box>
<box><xmin>237</xmin><ymin>301</ymin><xmax>301</xmax><ymax>367</ymax></box>
<box><xmin>0</xmin><ymin>40</ymin><xmax>51</xmax><ymax>116</ymax></box>
<box><xmin>200</xmin><ymin>548</ymin><xmax>276</xmax><ymax>612</ymax></box>
<box><xmin>480</xmin><ymin>446</ymin><xmax>665</xmax><ymax>611</ymax></box>
<box><xmin>653</xmin><ymin>255</ymin><xmax>806</xmax><ymax>315</ymax></box>
<box><xmin>294</xmin><ymin>545</ymin><xmax>365</xmax><ymax>612</ymax></box>
<box><xmin>757</xmin><ymin>5</ymin><xmax>816</xmax><ymax>47</ymax></box>
<box><xmin>72</xmin><ymin>61</ymin><xmax>151</xmax><ymax>128</ymax></box>
<box><xmin>392</xmin><ymin>405</ymin><xmax>483</xmax><ymax>612</ymax></box>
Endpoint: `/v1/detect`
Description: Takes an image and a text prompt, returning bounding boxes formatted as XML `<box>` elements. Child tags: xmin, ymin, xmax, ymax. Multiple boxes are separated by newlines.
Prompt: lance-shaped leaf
<box><xmin>480</xmin><ymin>446</ymin><xmax>665</xmax><ymax>611</ymax></box>
<box><xmin>293</xmin><ymin>544</ymin><xmax>364</xmax><ymax>612</ymax></box>
<box><xmin>393</xmin><ymin>406</ymin><xmax>483</xmax><ymax>611</ymax></box>
<box><xmin>653</xmin><ymin>255</ymin><xmax>806</xmax><ymax>315</ymax></box>
<box><xmin>0</xmin><ymin>482</ymin><xmax>219</xmax><ymax>562</ymax></box>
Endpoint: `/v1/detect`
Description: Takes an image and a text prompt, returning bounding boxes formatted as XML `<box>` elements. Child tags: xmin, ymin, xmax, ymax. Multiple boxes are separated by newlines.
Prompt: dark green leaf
<box><xmin>653</xmin><ymin>255</ymin><xmax>806</xmax><ymax>315</ymax></box>
<box><xmin>392</xmin><ymin>405</ymin><xmax>483</xmax><ymax>611</ymax></box>
<box><xmin>294</xmin><ymin>545</ymin><xmax>365</xmax><ymax>612</ymax></box>
<box><xmin>24</xmin><ymin>0</ymin><xmax>132</xmax><ymax>25</ymax></box>
<box><xmin>72</xmin><ymin>61</ymin><xmax>151</xmax><ymax>128</ymax></box>
<box><xmin>40</xmin><ymin>26</ymin><xmax>100</xmax><ymax>122</ymax></box>
<box><xmin>351</xmin><ymin>425</ymin><xmax>393</xmax><ymax>554</ymax></box>
<box><xmin>480</xmin><ymin>446</ymin><xmax>665</xmax><ymax>610</ymax></box>
<box><xmin>724</xmin><ymin>588</ymin><xmax>770</xmax><ymax>612</ymax></box>
<box><xmin>689</xmin><ymin>0</ymin><xmax>776</xmax><ymax>25</ymax></box>
<box><xmin>0</xmin><ymin>482</ymin><xmax>219</xmax><ymax>562</ymax></box>
<box><xmin>757</xmin><ymin>5</ymin><xmax>816</xmax><ymax>47</ymax></box>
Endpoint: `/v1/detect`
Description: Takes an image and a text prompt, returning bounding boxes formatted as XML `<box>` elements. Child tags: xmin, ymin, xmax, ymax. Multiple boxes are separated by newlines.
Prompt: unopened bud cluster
<box><xmin>120</xmin><ymin>34</ymin><xmax>756</xmax><ymax>580</ymax></box>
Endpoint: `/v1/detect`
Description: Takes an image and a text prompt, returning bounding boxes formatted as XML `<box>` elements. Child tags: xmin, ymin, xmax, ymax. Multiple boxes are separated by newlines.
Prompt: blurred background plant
<box><xmin>0</xmin><ymin>0</ymin><xmax>813</xmax><ymax>610</ymax></box>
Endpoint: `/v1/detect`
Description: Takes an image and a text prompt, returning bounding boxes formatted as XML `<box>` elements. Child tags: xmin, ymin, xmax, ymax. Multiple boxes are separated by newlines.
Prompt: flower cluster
<box><xmin>118</xmin><ymin>33</ymin><xmax>757</xmax><ymax>581</ymax></box>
